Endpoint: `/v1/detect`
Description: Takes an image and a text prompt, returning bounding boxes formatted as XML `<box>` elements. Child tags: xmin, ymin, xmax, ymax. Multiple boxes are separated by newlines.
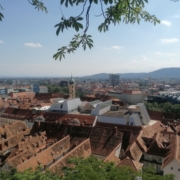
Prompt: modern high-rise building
<box><xmin>109</xmin><ymin>74</ymin><xmax>120</xmax><ymax>86</ymax></box>
<box><xmin>31</xmin><ymin>84</ymin><xmax>48</xmax><ymax>93</ymax></box>
<box><xmin>31</xmin><ymin>84</ymin><xmax>40</xmax><ymax>93</ymax></box>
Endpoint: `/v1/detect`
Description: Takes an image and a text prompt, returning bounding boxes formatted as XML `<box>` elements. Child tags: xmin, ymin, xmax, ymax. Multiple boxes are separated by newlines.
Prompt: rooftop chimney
<box><xmin>114</xmin><ymin>126</ymin><xmax>117</xmax><ymax>134</ymax></box>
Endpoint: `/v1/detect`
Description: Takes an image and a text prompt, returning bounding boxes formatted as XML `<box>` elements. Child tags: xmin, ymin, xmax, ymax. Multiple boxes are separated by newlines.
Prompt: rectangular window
<box><xmin>171</xmin><ymin>167</ymin><xmax>173</xmax><ymax>170</ymax></box>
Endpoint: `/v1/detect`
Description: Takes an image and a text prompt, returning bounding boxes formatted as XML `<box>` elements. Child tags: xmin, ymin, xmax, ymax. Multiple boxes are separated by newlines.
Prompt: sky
<box><xmin>0</xmin><ymin>0</ymin><xmax>180</xmax><ymax>77</ymax></box>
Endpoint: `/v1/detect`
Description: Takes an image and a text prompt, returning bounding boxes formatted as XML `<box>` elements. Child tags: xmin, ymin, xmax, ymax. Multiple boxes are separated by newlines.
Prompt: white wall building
<box><xmin>163</xmin><ymin>159</ymin><xmax>180</xmax><ymax>180</ymax></box>
<box><xmin>108</xmin><ymin>90</ymin><xmax>142</xmax><ymax>104</ymax></box>
<box><xmin>48</xmin><ymin>98</ymin><xmax>81</xmax><ymax>114</ymax></box>
<box><xmin>97</xmin><ymin>103</ymin><xmax>151</xmax><ymax>126</ymax></box>
<box><xmin>39</xmin><ymin>86</ymin><xmax>48</xmax><ymax>93</ymax></box>
<box><xmin>91</xmin><ymin>100</ymin><xmax>112</xmax><ymax>116</ymax></box>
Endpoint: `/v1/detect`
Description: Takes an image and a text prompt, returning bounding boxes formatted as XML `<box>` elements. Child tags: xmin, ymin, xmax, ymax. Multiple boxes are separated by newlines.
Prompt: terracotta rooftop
<box><xmin>104</xmin><ymin>143</ymin><xmax>121</xmax><ymax>165</ymax></box>
<box><xmin>118</xmin><ymin>157</ymin><xmax>143</xmax><ymax>171</ymax></box>
<box><xmin>161</xmin><ymin>133</ymin><xmax>178</xmax><ymax>169</ymax></box>
<box><xmin>143</xmin><ymin>132</ymin><xmax>175</xmax><ymax>159</ymax></box>
<box><xmin>142</xmin><ymin>121</ymin><xmax>164</xmax><ymax>138</ymax></box>
<box><xmin>96</xmin><ymin>122</ymin><xmax>142</xmax><ymax>133</ymax></box>
<box><xmin>17</xmin><ymin>131</ymin><xmax>47</xmax><ymax>151</ymax></box>
<box><xmin>17</xmin><ymin>136</ymin><xmax>70</xmax><ymax>171</ymax></box>
<box><xmin>69</xmin><ymin>126</ymin><xmax>92</xmax><ymax>148</ymax></box>
<box><xmin>124</xmin><ymin>140</ymin><xmax>143</xmax><ymax>162</ymax></box>
<box><xmin>0</xmin><ymin>98</ymin><xmax>4</xmax><ymax>110</ymax></box>
<box><xmin>1</xmin><ymin>107</ymin><xmax>35</xmax><ymax>120</ymax></box>
<box><xmin>81</xmin><ymin>94</ymin><xmax>123</xmax><ymax>106</ymax></box>
<box><xmin>122</xmin><ymin>90</ymin><xmax>142</xmax><ymax>95</ymax></box>
<box><xmin>49</xmin><ymin>138</ymin><xmax>92</xmax><ymax>176</ymax></box>
<box><xmin>0</xmin><ymin>129</ymin><xmax>31</xmax><ymax>155</ymax></box>
<box><xmin>90</xmin><ymin>126</ymin><xmax>123</xmax><ymax>157</ymax></box>
<box><xmin>35</xmin><ymin>93</ymin><xmax>69</xmax><ymax>101</ymax></box>
<box><xmin>43</xmin><ymin>112</ymin><xmax>96</xmax><ymax>126</ymax></box>
<box><xmin>102</xmin><ymin>109</ymin><xmax>128</xmax><ymax>118</ymax></box>
<box><xmin>0</xmin><ymin>121</ymin><xmax>28</xmax><ymax>138</ymax></box>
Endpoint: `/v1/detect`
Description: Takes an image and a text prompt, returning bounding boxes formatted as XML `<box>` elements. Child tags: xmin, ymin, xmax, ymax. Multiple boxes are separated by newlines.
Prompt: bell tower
<box><xmin>69</xmin><ymin>74</ymin><xmax>75</xmax><ymax>99</ymax></box>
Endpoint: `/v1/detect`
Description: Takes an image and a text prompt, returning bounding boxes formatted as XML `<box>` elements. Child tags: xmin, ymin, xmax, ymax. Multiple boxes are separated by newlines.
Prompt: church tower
<box><xmin>69</xmin><ymin>75</ymin><xmax>75</xmax><ymax>99</ymax></box>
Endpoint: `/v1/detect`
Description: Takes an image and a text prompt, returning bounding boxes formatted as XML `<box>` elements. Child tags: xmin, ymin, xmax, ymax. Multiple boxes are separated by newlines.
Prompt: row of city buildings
<box><xmin>0</xmin><ymin>76</ymin><xmax>180</xmax><ymax>178</ymax></box>
<box><xmin>0</xmin><ymin>99</ymin><xmax>180</xmax><ymax>178</ymax></box>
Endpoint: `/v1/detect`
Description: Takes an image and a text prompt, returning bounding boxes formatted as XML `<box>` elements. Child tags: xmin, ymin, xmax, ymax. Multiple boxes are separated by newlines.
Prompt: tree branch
<box><xmin>27</xmin><ymin>0</ymin><xmax>33</xmax><ymax>5</ymax></box>
<box><xmin>76</xmin><ymin>0</ymin><xmax>88</xmax><ymax>18</ymax></box>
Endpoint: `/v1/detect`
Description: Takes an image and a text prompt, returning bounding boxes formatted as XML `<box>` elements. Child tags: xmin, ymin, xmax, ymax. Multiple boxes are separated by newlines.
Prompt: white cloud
<box><xmin>24</xmin><ymin>43</ymin><xmax>42</xmax><ymax>48</ymax></box>
<box><xmin>99</xmin><ymin>46</ymin><xmax>122</xmax><ymax>50</ymax></box>
<box><xmin>111</xmin><ymin>46</ymin><xmax>122</xmax><ymax>50</ymax></box>
<box><xmin>160</xmin><ymin>38</ymin><xmax>179</xmax><ymax>44</ymax></box>
<box><xmin>173</xmin><ymin>15</ymin><xmax>180</xmax><ymax>18</ymax></box>
<box><xmin>155</xmin><ymin>52</ymin><xmax>162</xmax><ymax>55</ymax></box>
<box><xmin>0</xmin><ymin>40</ymin><xmax>4</xmax><ymax>44</ymax></box>
<box><xmin>161</xmin><ymin>20</ymin><xmax>171</xmax><ymax>26</ymax></box>
<box><xmin>166</xmin><ymin>53</ymin><xmax>175</xmax><ymax>56</ymax></box>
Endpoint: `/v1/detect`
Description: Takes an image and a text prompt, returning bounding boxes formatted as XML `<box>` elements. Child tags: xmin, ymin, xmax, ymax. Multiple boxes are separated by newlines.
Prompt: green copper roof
<box><xmin>69</xmin><ymin>75</ymin><xmax>75</xmax><ymax>84</ymax></box>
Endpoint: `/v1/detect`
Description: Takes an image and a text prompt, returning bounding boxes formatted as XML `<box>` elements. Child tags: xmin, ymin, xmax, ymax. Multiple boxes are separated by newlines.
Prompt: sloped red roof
<box><xmin>118</xmin><ymin>157</ymin><xmax>143</xmax><ymax>171</ymax></box>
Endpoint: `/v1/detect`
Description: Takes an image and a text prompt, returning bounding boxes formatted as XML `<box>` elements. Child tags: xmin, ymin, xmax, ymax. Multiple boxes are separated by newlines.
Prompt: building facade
<box><xmin>108</xmin><ymin>90</ymin><xmax>142</xmax><ymax>105</ymax></box>
<box><xmin>31</xmin><ymin>84</ymin><xmax>40</xmax><ymax>93</ymax></box>
<box><xmin>109</xmin><ymin>74</ymin><xmax>120</xmax><ymax>86</ymax></box>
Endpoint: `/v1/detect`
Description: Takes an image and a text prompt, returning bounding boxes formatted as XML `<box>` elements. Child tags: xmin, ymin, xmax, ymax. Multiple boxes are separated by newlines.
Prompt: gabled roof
<box><xmin>161</xmin><ymin>133</ymin><xmax>179</xmax><ymax>169</ymax></box>
<box><xmin>104</xmin><ymin>143</ymin><xmax>121</xmax><ymax>165</ymax></box>
<box><xmin>142</xmin><ymin>121</ymin><xmax>164</xmax><ymax>138</ymax></box>
<box><xmin>17</xmin><ymin>136</ymin><xmax>70</xmax><ymax>171</ymax></box>
<box><xmin>2</xmin><ymin>107</ymin><xmax>35</xmax><ymax>120</ymax></box>
<box><xmin>0</xmin><ymin>121</ymin><xmax>28</xmax><ymax>138</ymax></box>
<box><xmin>43</xmin><ymin>112</ymin><xmax>96</xmax><ymax>126</ymax></box>
<box><xmin>118</xmin><ymin>157</ymin><xmax>143</xmax><ymax>171</ymax></box>
<box><xmin>0</xmin><ymin>98</ymin><xmax>4</xmax><ymax>110</ymax></box>
<box><xmin>0</xmin><ymin>129</ymin><xmax>30</xmax><ymax>154</ymax></box>
<box><xmin>49</xmin><ymin>139</ymin><xmax>92</xmax><ymax>176</ymax></box>
<box><xmin>124</xmin><ymin>141</ymin><xmax>143</xmax><ymax>161</ymax></box>
<box><xmin>90</xmin><ymin>126</ymin><xmax>123</xmax><ymax>157</ymax></box>
<box><xmin>146</xmin><ymin>133</ymin><xmax>170</xmax><ymax>157</ymax></box>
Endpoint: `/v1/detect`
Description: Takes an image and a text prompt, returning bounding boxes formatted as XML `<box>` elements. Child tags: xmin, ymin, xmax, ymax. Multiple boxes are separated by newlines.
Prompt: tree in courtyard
<box><xmin>0</xmin><ymin>0</ymin><xmax>178</xmax><ymax>61</ymax></box>
<box><xmin>0</xmin><ymin>156</ymin><xmax>175</xmax><ymax>180</ymax></box>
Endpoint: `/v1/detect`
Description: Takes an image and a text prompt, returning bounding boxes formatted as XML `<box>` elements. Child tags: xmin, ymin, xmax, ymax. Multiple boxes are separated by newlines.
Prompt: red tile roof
<box><xmin>49</xmin><ymin>139</ymin><xmax>92</xmax><ymax>176</ymax></box>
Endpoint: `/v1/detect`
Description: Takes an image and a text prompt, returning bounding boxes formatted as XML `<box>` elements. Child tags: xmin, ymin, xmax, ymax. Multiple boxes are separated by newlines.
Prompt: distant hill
<box><xmin>83</xmin><ymin>67</ymin><xmax>180</xmax><ymax>79</ymax></box>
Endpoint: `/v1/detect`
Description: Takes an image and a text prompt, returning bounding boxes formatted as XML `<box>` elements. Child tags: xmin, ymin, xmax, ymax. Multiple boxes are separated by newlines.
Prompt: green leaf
<box><xmin>31</xmin><ymin>0</ymin><xmax>48</xmax><ymax>13</ymax></box>
<box><xmin>74</xmin><ymin>23</ymin><xmax>79</xmax><ymax>31</ymax></box>
<box><xmin>61</xmin><ymin>0</ymin><xmax>65</xmax><ymax>5</ymax></box>
<box><xmin>0</xmin><ymin>12</ymin><xmax>4</xmax><ymax>21</ymax></box>
<box><xmin>77</xmin><ymin>22</ymin><xmax>83</xmax><ymax>29</ymax></box>
<box><xmin>54</xmin><ymin>22</ymin><xmax>64</xmax><ymax>35</ymax></box>
<box><xmin>76</xmin><ymin>17</ymin><xmax>83</xmax><ymax>21</ymax></box>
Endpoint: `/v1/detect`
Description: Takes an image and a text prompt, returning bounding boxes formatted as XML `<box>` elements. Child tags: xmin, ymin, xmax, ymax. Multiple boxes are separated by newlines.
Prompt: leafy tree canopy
<box><xmin>144</xmin><ymin>101</ymin><xmax>180</xmax><ymax>114</ymax></box>
<box><xmin>0</xmin><ymin>157</ymin><xmax>174</xmax><ymax>180</ymax></box>
<box><xmin>0</xmin><ymin>0</ymin><xmax>177</xmax><ymax>61</ymax></box>
<box><xmin>0</xmin><ymin>156</ymin><xmax>175</xmax><ymax>180</ymax></box>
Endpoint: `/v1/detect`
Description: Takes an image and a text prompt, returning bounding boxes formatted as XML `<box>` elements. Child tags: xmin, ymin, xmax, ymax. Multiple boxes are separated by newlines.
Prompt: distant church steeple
<box><xmin>69</xmin><ymin>74</ymin><xmax>75</xmax><ymax>99</ymax></box>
